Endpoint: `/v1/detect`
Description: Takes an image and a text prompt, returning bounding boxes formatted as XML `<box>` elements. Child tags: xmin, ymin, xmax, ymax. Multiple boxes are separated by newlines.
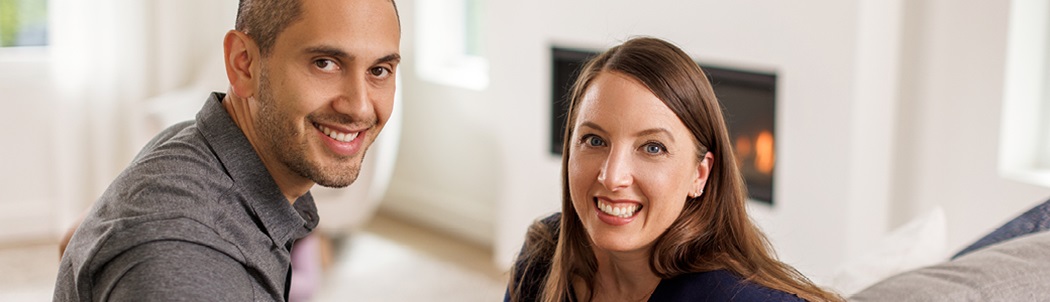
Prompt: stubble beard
<box><xmin>255</xmin><ymin>69</ymin><xmax>367</xmax><ymax>188</ymax></box>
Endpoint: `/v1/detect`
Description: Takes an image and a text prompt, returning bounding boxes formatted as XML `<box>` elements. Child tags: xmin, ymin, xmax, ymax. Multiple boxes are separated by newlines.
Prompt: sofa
<box><xmin>848</xmin><ymin>198</ymin><xmax>1050</xmax><ymax>301</ymax></box>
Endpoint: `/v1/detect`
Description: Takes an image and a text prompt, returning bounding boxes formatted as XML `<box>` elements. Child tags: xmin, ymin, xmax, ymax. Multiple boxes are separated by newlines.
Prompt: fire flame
<box><xmin>733</xmin><ymin>130</ymin><xmax>775</xmax><ymax>175</ymax></box>
<box><xmin>754</xmin><ymin>130</ymin><xmax>774</xmax><ymax>174</ymax></box>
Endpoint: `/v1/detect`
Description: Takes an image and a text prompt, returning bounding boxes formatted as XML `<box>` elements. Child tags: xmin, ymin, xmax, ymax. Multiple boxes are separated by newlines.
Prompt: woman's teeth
<box><xmin>318</xmin><ymin>124</ymin><xmax>359</xmax><ymax>143</ymax></box>
<box><xmin>597</xmin><ymin>199</ymin><xmax>640</xmax><ymax>218</ymax></box>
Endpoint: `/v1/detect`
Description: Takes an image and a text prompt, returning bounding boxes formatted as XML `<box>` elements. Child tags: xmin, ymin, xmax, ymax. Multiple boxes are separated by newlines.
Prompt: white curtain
<box><xmin>49</xmin><ymin>0</ymin><xmax>153</xmax><ymax>226</ymax></box>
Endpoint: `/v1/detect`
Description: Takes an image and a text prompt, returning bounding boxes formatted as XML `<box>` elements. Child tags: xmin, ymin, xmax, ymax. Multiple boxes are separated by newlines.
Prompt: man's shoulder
<box><xmin>130</xmin><ymin>120</ymin><xmax>223</xmax><ymax>177</ymax></box>
<box><xmin>110</xmin><ymin>121</ymin><xmax>235</xmax><ymax>209</ymax></box>
<box><xmin>652</xmin><ymin>270</ymin><xmax>805</xmax><ymax>301</ymax></box>
<box><xmin>102</xmin><ymin>239</ymin><xmax>247</xmax><ymax>277</ymax></box>
<box><xmin>55</xmin><ymin>217</ymin><xmax>252</xmax><ymax>301</ymax></box>
<box><xmin>68</xmin><ymin>216</ymin><xmax>245</xmax><ymax>269</ymax></box>
<box><xmin>94</xmin><ymin>239</ymin><xmax>254</xmax><ymax>301</ymax></box>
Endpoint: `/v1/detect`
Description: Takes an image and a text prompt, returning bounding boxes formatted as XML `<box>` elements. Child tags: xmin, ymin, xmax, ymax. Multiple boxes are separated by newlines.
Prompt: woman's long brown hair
<box><xmin>509</xmin><ymin>37</ymin><xmax>843</xmax><ymax>302</ymax></box>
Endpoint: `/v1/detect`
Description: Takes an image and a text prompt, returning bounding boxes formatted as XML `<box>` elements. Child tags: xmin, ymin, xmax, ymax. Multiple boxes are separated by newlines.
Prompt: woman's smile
<box><xmin>594</xmin><ymin>196</ymin><xmax>644</xmax><ymax>226</ymax></box>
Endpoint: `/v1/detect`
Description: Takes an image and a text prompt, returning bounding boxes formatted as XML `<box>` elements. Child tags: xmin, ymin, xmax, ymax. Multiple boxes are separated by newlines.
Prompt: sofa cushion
<box><xmin>953</xmin><ymin>198</ymin><xmax>1050</xmax><ymax>259</ymax></box>
<box><xmin>849</xmin><ymin>231</ymin><xmax>1050</xmax><ymax>302</ymax></box>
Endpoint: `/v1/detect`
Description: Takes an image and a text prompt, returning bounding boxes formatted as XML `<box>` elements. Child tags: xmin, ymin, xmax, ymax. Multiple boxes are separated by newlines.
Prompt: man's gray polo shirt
<box><xmin>54</xmin><ymin>92</ymin><xmax>319</xmax><ymax>301</ymax></box>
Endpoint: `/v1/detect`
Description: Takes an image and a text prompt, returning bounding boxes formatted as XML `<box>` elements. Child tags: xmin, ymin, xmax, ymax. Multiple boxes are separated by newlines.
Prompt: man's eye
<box><xmin>370</xmin><ymin>67</ymin><xmax>391</xmax><ymax>78</ymax></box>
<box><xmin>314</xmin><ymin>59</ymin><xmax>338</xmax><ymax>71</ymax></box>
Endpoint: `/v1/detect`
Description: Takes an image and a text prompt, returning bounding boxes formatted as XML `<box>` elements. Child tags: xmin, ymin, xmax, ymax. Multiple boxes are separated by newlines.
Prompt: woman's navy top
<box><xmin>505</xmin><ymin>213</ymin><xmax>805</xmax><ymax>301</ymax></box>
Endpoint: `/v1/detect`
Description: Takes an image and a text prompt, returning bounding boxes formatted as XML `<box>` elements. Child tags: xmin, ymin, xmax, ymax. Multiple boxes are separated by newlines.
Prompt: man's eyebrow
<box><xmin>303</xmin><ymin>46</ymin><xmax>352</xmax><ymax>60</ymax></box>
<box><xmin>303</xmin><ymin>46</ymin><xmax>400</xmax><ymax>66</ymax></box>
<box><xmin>375</xmin><ymin>53</ymin><xmax>401</xmax><ymax>65</ymax></box>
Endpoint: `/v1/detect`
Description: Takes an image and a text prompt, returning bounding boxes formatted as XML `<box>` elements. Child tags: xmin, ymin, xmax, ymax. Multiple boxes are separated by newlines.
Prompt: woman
<box><xmin>506</xmin><ymin>37</ymin><xmax>842</xmax><ymax>302</ymax></box>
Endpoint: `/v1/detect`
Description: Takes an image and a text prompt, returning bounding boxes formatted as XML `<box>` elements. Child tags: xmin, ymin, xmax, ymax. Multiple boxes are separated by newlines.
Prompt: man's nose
<box><xmin>332</xmin><ymin>73</ymin><xmax>372</xmax><ymax>117</ymax></box>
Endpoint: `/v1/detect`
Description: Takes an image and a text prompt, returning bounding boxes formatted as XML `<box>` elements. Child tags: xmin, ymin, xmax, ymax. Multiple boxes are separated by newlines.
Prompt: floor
<box><xmin>0</xmin><ymin>239</ymin><xmax>56</xmax><ymax>301</ymax></box>
<box><xmin>0</xmin><ymin>212</ymin><xmax>508</xmax><ymax>301</ymax></box>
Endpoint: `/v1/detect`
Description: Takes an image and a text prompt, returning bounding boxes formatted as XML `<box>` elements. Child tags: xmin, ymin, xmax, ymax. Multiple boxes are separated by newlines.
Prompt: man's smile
<box><xmin>315</xmin><ymin>123</ymin><xmax>360</xmax><ymax>142</ymax></box>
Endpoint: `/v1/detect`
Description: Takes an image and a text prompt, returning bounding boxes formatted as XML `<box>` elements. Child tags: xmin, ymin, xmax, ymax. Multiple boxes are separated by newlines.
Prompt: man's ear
<box><xmin>224</xmin><ymin>30</ymin><xmax>260</xmax><ymax>99</ymax></box>
<box><xmin>693</xmin><ymin>151</ymin><xmax>715</xmax><ymax>196</ymax></box>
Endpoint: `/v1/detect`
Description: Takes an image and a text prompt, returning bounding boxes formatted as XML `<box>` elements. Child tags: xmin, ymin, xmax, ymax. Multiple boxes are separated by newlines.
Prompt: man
<box><xmin>54</xmin><ymin>0</ymin><xmax>401</xmax><ymax>300</ymax></box>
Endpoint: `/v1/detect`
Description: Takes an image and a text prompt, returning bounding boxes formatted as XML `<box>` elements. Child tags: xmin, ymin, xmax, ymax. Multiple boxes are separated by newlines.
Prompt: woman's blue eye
<box><xmin>644</xmin><ymin>143</ymin><xmax>665</xmax><ymax>154</ymax></box>
<box><xmin>585</xmin><ymin>135</ymin><xmax>605</xmax><ymax>147</ymax></box>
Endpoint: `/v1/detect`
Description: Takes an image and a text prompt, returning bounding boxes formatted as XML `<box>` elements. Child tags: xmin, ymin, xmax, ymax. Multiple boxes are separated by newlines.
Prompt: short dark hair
<box><xmin>235</xmin><ymin>0</ymin><xmax>400</xmax><ymax>57</ymax></box>
<box><xmin>235</xmin><ymin>0</ymin><xmax>302</xmax><ymax>56</ymax></box>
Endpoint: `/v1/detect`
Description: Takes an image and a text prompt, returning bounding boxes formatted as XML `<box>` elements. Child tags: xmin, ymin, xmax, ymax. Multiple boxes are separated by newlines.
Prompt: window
<box><xmin>414</xmin><ymin>0</ymin><xmax>488</xmax><ymax>90</ymax></box>
<box><xmin>0</xmin><ymin>0</ymin><xmax>48</xmax><ymax>47</ymax></box>
<box><xmin>999</xmin><ymin>0</ymin><xmax>1050</xmax><ymax>185</ymax></box>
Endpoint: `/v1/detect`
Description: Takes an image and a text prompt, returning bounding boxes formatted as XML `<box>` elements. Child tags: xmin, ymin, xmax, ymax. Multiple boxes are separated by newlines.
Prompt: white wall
<box><xmin>378</xmin><ymin>1</ymin><xmax>504</xmax><ymax>244</ymax></box>
<box><xmin>892</xmin><ymin>0</ymin><xmax>1050</xmax><ymax>253</ymax></box>
<box><xmin>152</xmin><ymin>0</ymin><xmax>237</xmax><ymax>93</ymax></box>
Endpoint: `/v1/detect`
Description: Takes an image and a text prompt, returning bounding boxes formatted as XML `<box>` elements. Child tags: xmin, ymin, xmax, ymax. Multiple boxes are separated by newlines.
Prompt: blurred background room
<box><xmin>4</xmin><ymin>0</ymin><xmax>1050</xmax><ymax>300</ymax></box>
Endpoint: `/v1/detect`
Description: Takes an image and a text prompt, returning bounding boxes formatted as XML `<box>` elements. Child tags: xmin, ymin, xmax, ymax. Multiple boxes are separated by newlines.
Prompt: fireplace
<box><xmin>550</xmin><ymin>47</ymin><xmax>777</xmax><ymax>205</ymax></box>
<box><xmin>705</xmin><ymin>66</ymin><xmax>776</xmax><ymax>204</ymax></box>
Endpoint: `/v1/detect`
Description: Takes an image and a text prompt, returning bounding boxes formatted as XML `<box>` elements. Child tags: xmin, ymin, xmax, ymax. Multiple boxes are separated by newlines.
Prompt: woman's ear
<box><xmin>224</xmin><ymin>30</ymin><xmax>260</xmax><ymax>99</ymax></box>
<box><xmin>692</xmin><ymin>151</ymin><xmax>715</xmax><ymax>196</ymax></box>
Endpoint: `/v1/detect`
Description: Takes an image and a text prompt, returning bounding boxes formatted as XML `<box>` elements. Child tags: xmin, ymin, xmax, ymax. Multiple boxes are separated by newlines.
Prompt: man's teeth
<box><xmin>318</xmin><ymin>124</ymin><xmax>359</xmax><ymax>143</ymax></box>
<box><xmin>597</xmin><ymin>199</ymin><xmax>640</xmax><ymax>218</ymax></box>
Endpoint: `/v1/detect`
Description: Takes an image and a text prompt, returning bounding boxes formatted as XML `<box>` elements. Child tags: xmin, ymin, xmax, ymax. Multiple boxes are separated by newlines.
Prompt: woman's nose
<box><xmin>597</xmin><ymin>148</ymin><xmax>633</xmax><ymax>191</ymax></box>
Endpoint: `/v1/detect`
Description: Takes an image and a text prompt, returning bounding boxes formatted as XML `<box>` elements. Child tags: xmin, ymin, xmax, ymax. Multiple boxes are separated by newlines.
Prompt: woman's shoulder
<box><xmin>650</xmin><ymin>270</ymin><xmax>805</xmax><ymax>302</ymax></box>
<box><xmin>539</xmin><ymin>212</ymin><xmax>561</xmax><ymax>229</ymax></box>
<box><xmin>506</xmin><ymin>212</ymin><xmax>563</xmax><ymax>302</ymax></box>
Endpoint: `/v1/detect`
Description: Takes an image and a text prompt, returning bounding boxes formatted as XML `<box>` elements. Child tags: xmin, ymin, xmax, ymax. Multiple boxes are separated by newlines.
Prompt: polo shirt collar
<box><xmin>195</xmin><ymin>92</ymin><xmax>319</xmax><ymax>246</ymax></box>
